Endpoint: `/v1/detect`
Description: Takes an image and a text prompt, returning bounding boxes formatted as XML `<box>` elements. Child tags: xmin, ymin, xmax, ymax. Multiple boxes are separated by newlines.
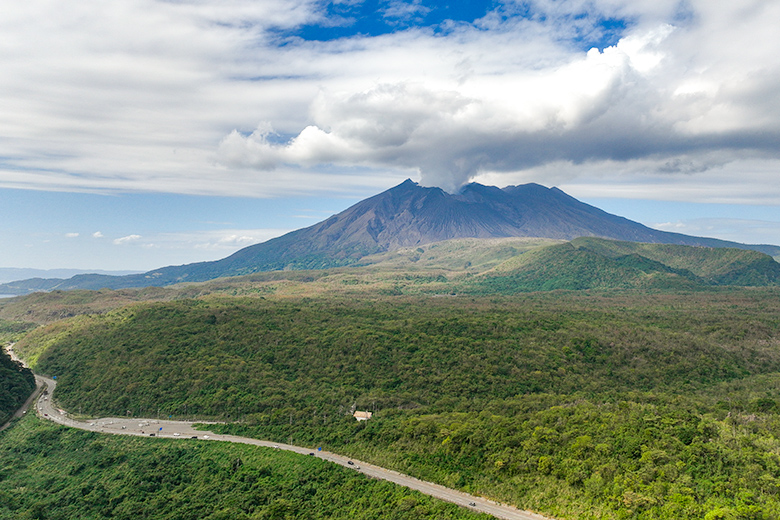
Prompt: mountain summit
<box><xmin>2</xmin><ymin>180</ymin><xmax>779</xmax><ymax>293</ymax></box>
<box><xmin>187</xmin><ymin>179</ymin><xmax>780</xmax><ymax>270</ymax></box>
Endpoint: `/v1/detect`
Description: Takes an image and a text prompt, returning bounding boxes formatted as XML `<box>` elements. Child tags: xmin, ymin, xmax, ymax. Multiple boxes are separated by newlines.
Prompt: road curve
<box><xmin>33</xmin><ymin>374</ymin><xmax>553</xmax><ymax>520</ymax></box>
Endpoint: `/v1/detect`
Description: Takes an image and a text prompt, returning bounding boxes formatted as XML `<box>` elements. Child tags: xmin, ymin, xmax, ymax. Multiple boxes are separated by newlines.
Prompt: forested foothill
<box><xmin>0</xmin><ymin>320</ymin><xmax>36</xmax><ymax>426</ymax></box>
<box><xmin>9</xmin><ymin>286</ymin><xmax>780</xmax><ymax>519</ymax></box>
<box><xmin>0</xmin><ymin>415</ymin><xmax>486</xmax><ymax>520</ymax></box>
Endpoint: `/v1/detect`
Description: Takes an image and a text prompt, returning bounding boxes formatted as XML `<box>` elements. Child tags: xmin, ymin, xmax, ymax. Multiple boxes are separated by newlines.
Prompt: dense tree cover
<box><xmin>0</xmin><ymin>288</ymin><xmax>178</xmax><ymax>325</ymax></box>
<box><xmin>16</xmin><ymin>289</ymin><xmax>780</xmax><ymax>519</ymax></box>
<box><xmin>3</xmin><ymin>238</ymin><xmax>778</xmax><ymax>320</ymax></box>
<box><xmin>0</xmin><ymin>335</ymin><xmax>35</xmax><ymax>426</ymax></box>
<box><xmin>565</xmin><ymin>238</ymin><xmax>780</xmax><ymax>284</ymax></box>
<box><xmin>24</xmin><ymin>291</ymin><xmax>780</xmax><ymax>417</ymax></box>
<box><xmin>242</xmin><ymin>392</ymin><xmax>780</xmax><ymax>520</ymax></box>
<box><xmin>0</xmin><ymin>415</ymin><xmax>486</xmax><ymax>520</ymax></box>
<box><xmin>460</xmin><ymin>239</ymin><xmax>780</xmax><ymax>294</ymax></box>
<box><xmin>0</xmin><ymin>319</ymin><xmax>36</xmax><ymax>341</ymax></box>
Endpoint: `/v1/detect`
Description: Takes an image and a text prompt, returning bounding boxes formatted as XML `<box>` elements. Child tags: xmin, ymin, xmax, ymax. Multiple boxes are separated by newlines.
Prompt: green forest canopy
<box><xmin>14</xmin><ymin>288</ymin><xmax>780</xmax><ymax>519</ymax></box>
<box><xmin>0</xmin><ymin>415</ymin><xmax>488</xmax><ymax>520</ymax></box>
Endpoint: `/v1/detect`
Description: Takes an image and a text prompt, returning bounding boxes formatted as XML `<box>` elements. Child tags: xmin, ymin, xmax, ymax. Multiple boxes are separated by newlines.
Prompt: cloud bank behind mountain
<box><xmin>0</xmin><ymin>1</ymin><xmax>779</xmax><ymax>203</ymax></box>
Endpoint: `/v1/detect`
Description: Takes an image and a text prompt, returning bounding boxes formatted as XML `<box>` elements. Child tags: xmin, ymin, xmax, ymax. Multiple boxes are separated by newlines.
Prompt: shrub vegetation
<box><xmin>0</xmin><ymin>321</ymin><xmax>36</xmax><ymax>426</ymax></box>
<box><xmin>14</xmin><ymin>289</ymin><xmax>780</xmax><ymax>519</ymax></box>
<box><xmin>0</xmin><ymin>415</ymin><xmax>486</xmax><ymax>520</ymax></box>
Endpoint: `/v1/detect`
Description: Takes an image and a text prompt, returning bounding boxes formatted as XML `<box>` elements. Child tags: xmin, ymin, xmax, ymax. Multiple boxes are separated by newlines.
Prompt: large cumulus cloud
<box><xmin>2</xmin><ymin>0</ymin><xmax>780</xmax><ymax>202</ymax></box>
<box><xmin>218</xmin><ymin>2</ymin><xmax>780</xmax><ymax>194</ymax></box>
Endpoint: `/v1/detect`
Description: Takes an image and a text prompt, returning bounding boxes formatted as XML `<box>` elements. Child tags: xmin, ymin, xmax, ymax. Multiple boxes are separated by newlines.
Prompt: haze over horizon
<box><xmin>2</xmin><ymin>1</ymin><xmax>780</xmax><ymax>270</ymax></box>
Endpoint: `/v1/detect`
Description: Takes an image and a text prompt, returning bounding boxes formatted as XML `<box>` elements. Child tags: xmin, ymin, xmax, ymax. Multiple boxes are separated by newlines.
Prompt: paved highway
<box><xmin>27</xmin><ymin>368</ymin><xmax>553</xmax><ymax>520</ymax></box>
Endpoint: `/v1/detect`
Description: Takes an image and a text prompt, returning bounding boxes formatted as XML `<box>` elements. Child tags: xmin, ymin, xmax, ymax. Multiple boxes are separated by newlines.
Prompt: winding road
<box><xmin>7</xmin><ymin>344</ymin><xmax>553</xmax><ymax>520</ymax></box>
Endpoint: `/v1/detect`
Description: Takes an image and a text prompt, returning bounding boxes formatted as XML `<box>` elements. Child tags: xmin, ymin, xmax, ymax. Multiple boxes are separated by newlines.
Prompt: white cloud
<box><xmin>1</xmin><ymin>0</ymin><xmax>780</xmax><ymax>205</ymax></box>
<box><xmin>653</xmin><ymin>222</ymin><xmax>687</xmax><ymax>231</ymax></box>
<box><xmin>198</xmin><ymin>233</ymin><xmax>265</xmax><ymax>250</ymax></box>
<box><xmin>382</xmin><ymin>0</ymin><xmax>431</xmax><ymax>23</ymax></box>
<box><xmin>0</xmin><ymin>0</ymin><xmax>332</xmax><ymax>196</ymax></box>
<box><xmin>214</xmin><ymin>4</ymin><xmax>780</xmax><ymax>196</ymax></box>
<box><xmin>214</xmin><ymin>25</ymin><xmax>667</xmax><ymax>190</ymax></box>
<box><xmin>650</xmin><ymin>217</ymin><xmax>780</xmax><ymax>247</ymax></box>
<box><xmin>108</xmin><ymin>228</ymin><xmax>288</xmax><ymax>252</ymax></box>
<box><xmin>65</xmin><ymin>232</ymin><xmax>79</xmax><ymax>238</ymax></box>
<box><xmin>187</xmin><ymin>229</ymin><xmax>290</xmax><ymax>251</ymax></box>
<box><xmin>113</xmin><ymin>234</ymin><xmax>142</xmax><ymax>245</ymax></box>
<box><xmin>92</xmin><ymin>231</ymin><xmax>104</xmax><ymax>238</ymax></box>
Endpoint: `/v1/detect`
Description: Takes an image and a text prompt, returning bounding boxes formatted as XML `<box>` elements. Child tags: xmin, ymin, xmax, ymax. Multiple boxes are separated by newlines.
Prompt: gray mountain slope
<box><xmin>2</xmin><ymin>180</ymin><xmax>778</xmax><ymax>294</ymax></box>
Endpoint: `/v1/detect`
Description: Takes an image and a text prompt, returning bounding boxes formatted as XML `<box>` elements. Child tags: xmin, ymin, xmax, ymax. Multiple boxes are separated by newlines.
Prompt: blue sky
<box><xmin>2</xmin><ymin>1</ymin><xmax>780</xmax><ymax>270</ymax></box>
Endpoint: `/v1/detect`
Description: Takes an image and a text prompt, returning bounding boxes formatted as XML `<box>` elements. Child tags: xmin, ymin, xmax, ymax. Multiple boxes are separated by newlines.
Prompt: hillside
<box><xmin>15</xmin><ymin>289</ymin><xmax>780</xmax><ymax>519</ymax></box>
<box><xmin>0</xmin><ymin>346</ymin><xmax>35</xmax><ymax>426</ymax></box>
<box><xmin>2</xmin><ymin>180</ymin><xmax>779</xmax><ymax>295</ymax></box>
<box><xmin>0</xmin><ymin>287</ymin><xmax>180</xmax><ymax>325</ymax></box>
<box><xmin>2</xmin><ymin>237</ymin><xmax>779</xmax><ymax>329</ymax></box>
<box><xmin>463</xmin><ymin>238</ymin><xmax>780</xmax><ymax>293</ymax></box>
<box><xmin>0</xmin><ymin>268</ymin><xmax>141</xmax><ymax>284</ymax></box>
<box><xmin>0</xmin><ymin>416</ymin><xmax>485</xmax><ymax>520</ymax></box>
<box><xmin>22</xmin><ymin>293</ymin><xmax>780</xmax><ymax>415</ymax></box>
<box><xmin>569</xmin><ymin>238</ymin><xmax>780</xmax><ymax>285</ymax></box>
<box><xmin>4</xmin><ymin>231</ymin><xmax>780</xmax><ymax>519</ymax></box>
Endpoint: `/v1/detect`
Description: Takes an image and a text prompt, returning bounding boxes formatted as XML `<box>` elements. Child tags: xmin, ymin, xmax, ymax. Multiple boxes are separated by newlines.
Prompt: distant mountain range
<box><xmin>0</xmin><ymin>268</ymin><xmax>141</xmax><ymax>285</ymax></box>
<box><xmin>2</xmin><ymin>180</ymin><xmax>779</xmax><ymax>295</ymax></box>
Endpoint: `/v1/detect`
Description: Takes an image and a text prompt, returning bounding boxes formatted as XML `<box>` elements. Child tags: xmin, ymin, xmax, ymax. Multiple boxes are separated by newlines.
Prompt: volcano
<box><xmin>2</xmin><ymin>180</ymin><xmax>779</xmax><ymax>294</ymax></box>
